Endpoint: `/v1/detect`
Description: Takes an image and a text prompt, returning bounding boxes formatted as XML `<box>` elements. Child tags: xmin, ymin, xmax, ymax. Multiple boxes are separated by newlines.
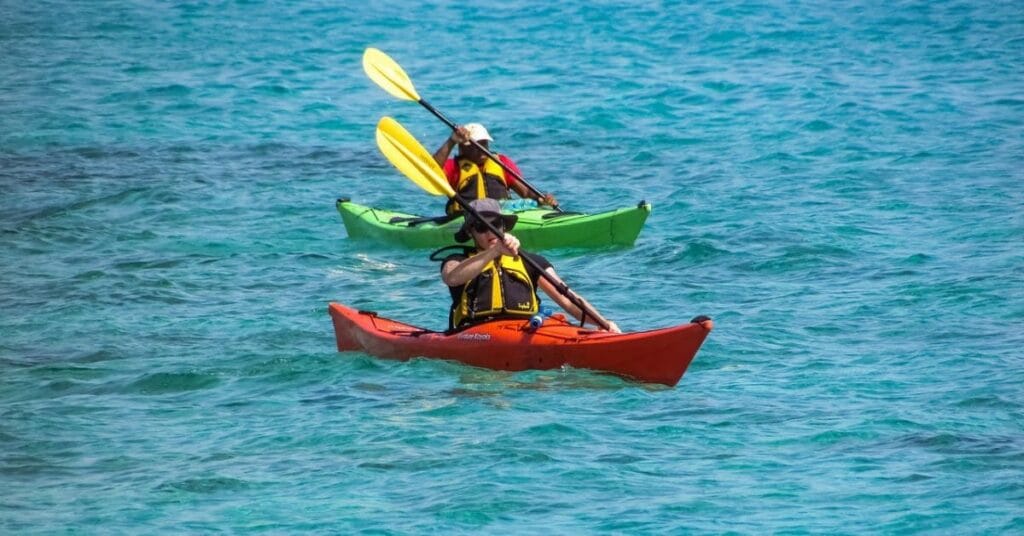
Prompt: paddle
<box><xmin>375</xmin><ymin>116</ymin><xmax>610</xmax><ymax>330</ymax></box>
<box><xmin>363</xmin><ymin>47</ymin><xmax>563</xmax><ymax>212</ymax></box>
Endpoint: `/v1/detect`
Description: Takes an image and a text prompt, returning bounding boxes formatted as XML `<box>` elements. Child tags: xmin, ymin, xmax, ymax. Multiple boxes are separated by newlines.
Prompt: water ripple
<box><xmin>2</xmin><ymin>0</ymin><xmax>1021</xmax><ymax>532</ymax></box>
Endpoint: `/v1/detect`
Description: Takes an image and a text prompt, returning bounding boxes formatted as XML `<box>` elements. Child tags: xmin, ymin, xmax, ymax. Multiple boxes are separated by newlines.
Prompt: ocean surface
<box><xmin>2</xmin><ymin>0</ymin><xmax>1022</xmax><ymax>532</ymax></box>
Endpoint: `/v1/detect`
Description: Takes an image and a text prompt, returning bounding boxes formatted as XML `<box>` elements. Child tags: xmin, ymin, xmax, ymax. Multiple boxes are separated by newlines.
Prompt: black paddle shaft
<box><xmin>452</xmin><ymin>194</ymin><xmax>607</xmax><ymax>330</ymax></box>
<box><xmin>418</xmin><ymin>99</ymin><xmax>563</xmax><ymax>213</ymax></box>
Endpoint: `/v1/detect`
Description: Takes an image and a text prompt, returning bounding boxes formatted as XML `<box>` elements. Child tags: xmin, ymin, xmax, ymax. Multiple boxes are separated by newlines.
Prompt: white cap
<box><xmin>464</xmin><ymin>123</ymin><xmax>492</xmax><ymax>142</ymax></box>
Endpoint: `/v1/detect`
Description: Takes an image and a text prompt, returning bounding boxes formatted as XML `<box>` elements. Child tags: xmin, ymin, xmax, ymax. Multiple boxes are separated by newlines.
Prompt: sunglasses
<box><xmin>470</xmin><ymin>217</ymin><xmax>504</xmax><ymax>234</ymax></box>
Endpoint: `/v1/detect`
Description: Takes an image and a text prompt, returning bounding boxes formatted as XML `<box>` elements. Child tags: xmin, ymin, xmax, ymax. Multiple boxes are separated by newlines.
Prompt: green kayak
<box><xmin>336</xmin><ymin>198</ymin><xmax>651</xmax><ymax>249</ymax></box>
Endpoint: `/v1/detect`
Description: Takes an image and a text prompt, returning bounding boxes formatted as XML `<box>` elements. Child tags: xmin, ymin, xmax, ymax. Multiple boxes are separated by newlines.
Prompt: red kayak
<box><xmin>328</xmin><ymin>302</ymin><xmax>713</xmax><ymax>386</ymax></box>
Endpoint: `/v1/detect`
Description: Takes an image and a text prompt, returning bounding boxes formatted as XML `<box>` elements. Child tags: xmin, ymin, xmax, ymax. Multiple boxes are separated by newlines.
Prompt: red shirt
<box><xmin>443</xmin><ymin>155</ymin><xmax>521</xmax><ymax>189</ymax></box>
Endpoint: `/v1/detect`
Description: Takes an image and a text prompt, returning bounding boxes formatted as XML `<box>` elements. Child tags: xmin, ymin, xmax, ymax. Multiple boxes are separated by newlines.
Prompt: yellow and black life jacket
<box><xmin>450</xmin><ymin>251</ymin><xmax>538</xmax><ymax>329</ymax></box>
<box><xmin>446</xmin><ymin>157</ymin><xmax>509</xmax><ymax>215</ymax></box>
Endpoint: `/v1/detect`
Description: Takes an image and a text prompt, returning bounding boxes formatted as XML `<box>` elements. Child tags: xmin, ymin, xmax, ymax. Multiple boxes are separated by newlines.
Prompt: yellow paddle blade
<box><xmin>375</xmin><ymin>116</ymin><xmax>455</xmax><ymax>198</ymax></box>
<box><xmin>363</xmin><ymin>48</ymin><xmax>421</xmax><ymax>102</ymax></box>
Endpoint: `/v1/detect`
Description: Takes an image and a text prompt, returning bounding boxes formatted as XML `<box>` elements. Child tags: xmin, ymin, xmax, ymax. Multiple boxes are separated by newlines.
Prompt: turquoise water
<box><xmin>2</xmin><ymin>0</ymin><xmax>1022</xmax><ymax>532</ymax></box>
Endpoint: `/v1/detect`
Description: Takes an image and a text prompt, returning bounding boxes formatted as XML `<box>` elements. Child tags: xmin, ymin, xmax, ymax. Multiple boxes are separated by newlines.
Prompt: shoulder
<box><xmin>441</xmin><ymin>249</ymin><xmax>472</xmax><ymax>268</ymax></box>
<box><xmin>440</xmin><ymin>253</ymin><xmax>466</xmax><ymax>279</ymax></box>
<box><xmin>497</xmin><ymin>155</ymin><xmax>520</xmax><ymax>185</ymax></box>
<box><xmin>498</xmin><ymin>154</ymin><xmax>520</xmax><ymax>172</ymax></box>
<box><xmin>431</xmin><ymin>245</ymin><xmax>474</xmax><ymax>269</ymax></box>
<box><xmin>443</xmin><ymin>253</ymin><xmax>468</xmax><ymax>264</ymax></box>
<box><xmin>521</xmin><ymin>251</ymin><xmax>551</xmax><ymax>270</ymax></box>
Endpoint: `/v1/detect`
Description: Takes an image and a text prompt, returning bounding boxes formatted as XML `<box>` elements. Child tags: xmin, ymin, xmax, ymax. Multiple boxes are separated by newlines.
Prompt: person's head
<box><xmin>453</xmin><ymin>198</ymin><xmax>518</xmax><ymax>245</ymax></box>
<box><xmin>457</xmin><ymin>123</ymin><xmax>492</xmax><ymax>164</ymax></box>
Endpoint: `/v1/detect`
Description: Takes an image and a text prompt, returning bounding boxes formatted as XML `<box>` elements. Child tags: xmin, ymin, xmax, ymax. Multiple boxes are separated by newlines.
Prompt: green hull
<box><xmin>336</xmin><ymin>199</ymin><xmax>651</xmax><ymax>249</ymax></box>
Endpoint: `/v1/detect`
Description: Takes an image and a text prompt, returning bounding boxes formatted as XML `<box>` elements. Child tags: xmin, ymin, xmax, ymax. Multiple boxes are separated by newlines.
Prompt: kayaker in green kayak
<box><xmin>437</xmin><ymin>198</ymin><xmax>620</xmax><ymax>333</ymax></box>
<box><xmin>432</xmin><ymin>123</ymin><xmax>559</xmax><ymax>214</ymax></box>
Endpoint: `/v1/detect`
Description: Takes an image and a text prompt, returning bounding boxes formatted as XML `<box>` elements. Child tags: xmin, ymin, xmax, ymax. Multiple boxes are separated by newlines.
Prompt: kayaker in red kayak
<box><xmin>432</xmin><ymin>123</ymin><xmax>558</xmax><ymax>214</ymax></box>
<box><xmin>438</xmin><ymin>198</ymin><xmax>620</xmax><ymax>333</ymax></box>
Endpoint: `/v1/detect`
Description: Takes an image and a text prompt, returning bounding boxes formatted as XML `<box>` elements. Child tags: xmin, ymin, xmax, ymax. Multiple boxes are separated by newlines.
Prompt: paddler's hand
<box><xmin>450</xmin><ymin>125</ymin><xmax>471</xmax><ymax>145</ymax></box>
<box><xmin>538</xmin><ymin>193</ymin><xmax>558</xmax><ymax>207</ymax></box>
<box><xmin>494</xmin><ymin>233</ymin><xmax>520</xmax><ymax>258</ymax></box>
<box><xmin>603</xmin><ymin>321</ymin><xmax>621</xmax><ymax>334</ymax></box>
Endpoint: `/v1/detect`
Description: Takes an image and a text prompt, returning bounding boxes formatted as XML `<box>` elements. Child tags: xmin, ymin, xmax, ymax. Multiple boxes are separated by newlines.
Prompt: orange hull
<box><xmin>328</xmin><ymin>302</ymin><xmax>712</xmax><ymax>386</ymax></box>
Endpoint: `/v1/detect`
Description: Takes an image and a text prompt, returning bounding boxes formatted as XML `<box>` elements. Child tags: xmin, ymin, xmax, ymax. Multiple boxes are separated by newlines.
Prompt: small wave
<box><xmin>145</xmin><ymin>84</ymin><xmax>192</xmax><ymax>97</ymax></box>
<box><xmin>706</xmin><ymin>30</ymin><xmax>747</xmax><ymax>43</ymax></box>
<box><xmin>987</xmin><ymin>98</ymin><xmax>1024</xmax><ymax>108</ymax></box>
<box><xmin>803</xmin><ymin>120</ymin><xmax>834</xmax><ymax>132</ymax></box>
<box><xmin>157</xmin><ymin>476</ymin><xmax>251</xmax><ymax>494</ymax></box>
<box><xmin>126</xmin><ymin>371</ymin><xmax>221</xmax><ymax>395</ymax></box>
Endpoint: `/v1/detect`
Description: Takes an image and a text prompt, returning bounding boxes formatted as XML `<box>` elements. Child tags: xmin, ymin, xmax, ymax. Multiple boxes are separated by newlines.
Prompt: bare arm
<box><xmin>441</xmin><ymin>234</ymin><xmax>521</xmax><ymax>287</ymax></box>
<box><xmin>510</xmin><ymin>181</ymin><xmax>532</xmax><ymax>199</ymax></box>
<box><xmin>433</xmin><ymin>138</ymin><xmax>456</xmax><ymax>168</ymax></box>
<box><xmin>505</xmin><ymin>164</ymin><xmax>558</xmax><ymax>206</ymax></box>
<box><xmin>433</xmin><ymin>126</ymin><xmax>470</xmax><ymax>168</ymax></box>
<box><xmin>537</xmin><ymin>268</ymin><xmax>620</xmax><ymax>333</ymax></box>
